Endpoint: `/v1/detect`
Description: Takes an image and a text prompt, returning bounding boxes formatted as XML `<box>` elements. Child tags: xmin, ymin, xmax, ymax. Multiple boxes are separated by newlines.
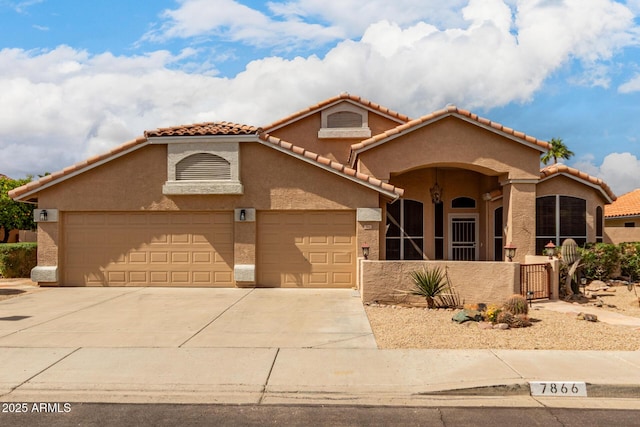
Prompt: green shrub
<box><xmin>0</xmin><ymin>243</ymin><xmax>37</xmax><ymax>278</ymax></box>
<box><xmin>619</xmin><ymin>242</ymin><xmax>640</xmax><ymax>281</ymax></box>
<box><xmin>578</xmin><ymin>243</ymin><xmax>619</xmax><ymax>281</ymax></box>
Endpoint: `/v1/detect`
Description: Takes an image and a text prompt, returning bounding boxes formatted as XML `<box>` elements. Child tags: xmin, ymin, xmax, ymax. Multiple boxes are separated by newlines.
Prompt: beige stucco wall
<box><xmin>360</xmin><ymin>260</ymin><xmax>520</xmax><ymax>304</ymax></box>
<box><xmin>356</xmin><ymin>117</ymin><xmax>542</xmax><ymax>181</ymax></box>
<box><xmin>268</xmin><ymin>107</ymin><xmax>404</xmax><ymax>165</ymax></box>
<box><xmin>37</xmin><ymin>143</ymin><xmax>379</xmax><ymax>211</ymax></box>
<box><xmin>34</xmin><ymin>141</ymin><xmax>384</xmax><ymax>285</ymax></box>
<box><xmin>605</xmin><ymin>226</ymin><xmax>640</xmax><ymax>244</ymax></box>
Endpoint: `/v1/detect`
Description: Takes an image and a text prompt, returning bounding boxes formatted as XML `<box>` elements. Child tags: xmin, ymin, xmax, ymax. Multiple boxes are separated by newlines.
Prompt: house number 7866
<box><xmin>529</xmin><ymin>381</ymin><xmax>587</xmax><ymax>397</ymax></box>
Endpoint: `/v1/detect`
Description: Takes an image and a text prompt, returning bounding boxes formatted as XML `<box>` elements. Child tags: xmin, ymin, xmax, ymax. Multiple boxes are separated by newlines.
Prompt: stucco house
<box><xmin>10</xmin><ymin>94</ymin><xmax>615</xmax><ymax>301</ymax></box>
<box><xmin>605</xmin><ymin>188</ymin><xmax>640</xmax><ymax>243</ymax></box>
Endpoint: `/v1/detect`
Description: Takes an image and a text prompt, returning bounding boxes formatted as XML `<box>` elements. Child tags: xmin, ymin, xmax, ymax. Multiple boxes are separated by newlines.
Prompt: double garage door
<box><xmin>63</xmin><ymin>212</ymin><xmax>234</xmax><ymax>286</ymax></box>
<box><xmin>62</xmin><ymin>211</ymin><xmax>356</xmax><ymax>288</ymax></box>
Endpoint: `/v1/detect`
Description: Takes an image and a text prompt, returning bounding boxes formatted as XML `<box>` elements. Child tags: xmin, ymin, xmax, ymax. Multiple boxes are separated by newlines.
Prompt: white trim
<box><xmin>31</xmin><ymin>266</ymin><xmax>57</xmax><ymax>283</ymax></box>
<box><xmin>499</xmin><ymin>178</ymin><xmax>540</xmax><ymax>186</ymax></box>
<box><xmin>357</xmin><ymin>208</ymin><xmax>382</xmax><ymax>222</ymax></box>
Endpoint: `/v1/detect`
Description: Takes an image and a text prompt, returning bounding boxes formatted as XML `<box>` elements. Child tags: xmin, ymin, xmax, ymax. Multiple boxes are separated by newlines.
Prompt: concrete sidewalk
<box><xmin>1</xmin><ymin>284</ymin><xmax>639</xmax><ymax>408</ymax></box>
<box><xmin>2</xmin><ymin>347</ymin><xmax>639</xmax><ymax>408</ymax></box>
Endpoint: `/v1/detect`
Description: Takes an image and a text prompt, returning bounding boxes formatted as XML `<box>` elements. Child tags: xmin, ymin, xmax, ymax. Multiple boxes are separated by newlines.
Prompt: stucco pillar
<box><xmin>233</xmin><ymin>208</ymin><xmax>256</xmax><ymax>285</ymax></box>
<box><xmin>501</xmin><ymin>180</ymin><xmax>537</xmax><ymax>262</ymax></box>
<box><xmin>32</xmin><ymin>209</ymin><xmax>59</xmax><ymax>285</ymax></box>
<box><xmin>357</xmin><ymin>208</ymin><xmax>382</xmax><ymax>261</ymax></box>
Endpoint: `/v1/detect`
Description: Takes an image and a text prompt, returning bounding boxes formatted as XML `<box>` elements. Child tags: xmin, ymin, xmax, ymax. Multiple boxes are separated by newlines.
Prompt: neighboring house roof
<box><xmin>262</xmin><ymin>93</ymin><xmax>411</xmax><ymax>132</ymax></box>
<box><xmin>259</xmin><ymin>133</ymin><xmax>403</xmax><ymax>200</ymax></box>
<box><xmin>539</xmin><ymin>163</ymin><xmax>616</xmax><ymax>203</ymax></box>
<box><xmin>348</xmin><ymin>105</ymin><xmax>552</xmax><ymax>166</ymax></box>
<box><xmin>604</xmin><ymin>188</ymin><xmax>640</xmax><ymax>218</ymax></box>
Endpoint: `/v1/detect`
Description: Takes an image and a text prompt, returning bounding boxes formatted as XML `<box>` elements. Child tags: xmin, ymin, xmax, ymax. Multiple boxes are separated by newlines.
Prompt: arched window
<box><xmin>176</xmin><ymin>153</ymin><xmax>230</xmax><ymax>181</ymax></box>
<box><xmin>536</xmin><ymin>195</ymin><xmax>586</xmax><ymax>254</ymax></box>
<box><xmin>386</xmin><ymin>199</ymin><xmax>424</xmax><ymax>260</ymax></box>
<box><xmin>452</xmin><ymin>197</ymin><xmax>476</xmax><ymax>209</ymax></box>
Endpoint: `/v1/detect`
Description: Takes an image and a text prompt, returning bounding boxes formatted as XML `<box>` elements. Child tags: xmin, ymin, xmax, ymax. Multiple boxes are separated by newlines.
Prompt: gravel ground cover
<box><xmin>365</xmin><ymin>284</ymin><xmax>640</xmax><ymax>351</ymax></box>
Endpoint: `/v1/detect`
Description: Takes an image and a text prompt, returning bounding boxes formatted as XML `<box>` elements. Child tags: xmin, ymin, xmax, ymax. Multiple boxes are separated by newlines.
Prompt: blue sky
<box><xmin>1</xmin><ymin>0</ymin><xmax>640</xmax><ymax>195</ymax></box>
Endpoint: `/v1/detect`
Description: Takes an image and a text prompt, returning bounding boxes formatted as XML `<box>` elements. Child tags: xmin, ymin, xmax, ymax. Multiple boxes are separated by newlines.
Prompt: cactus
<box><xmin>503</xmin><ymin>294</ymin><xmax>529</xmax><ymax>315</ymax></box>
<box><xmin>509</xmin><ymin>314</ymin><xmax>532</xmax><ymax>328</ymax></box>
<box><xmin>496</xmin><ymin>311</ymin><xmax>514</xmax><ymax>325</ymax></box>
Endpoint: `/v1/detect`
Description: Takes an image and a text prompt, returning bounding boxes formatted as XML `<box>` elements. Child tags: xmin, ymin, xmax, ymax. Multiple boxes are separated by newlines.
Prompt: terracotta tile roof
<box><xmin>349</xmin><ymin>105</ymin><xmax>552</xmax><ymax>164</ymax></box>
<box><xmin>145</xmin><ymin>122</ymin><xmax>261</xmax><ymax>137</ymax></box>
<box><xmin>259</xmin><ymin>133</ymin><xmax>403</xmax><ymax>199</ymax></box>
<box><xmin>604</xmin><ymin>188</ymin><xmax>640</xmax><ymax>218</ymax></box>
<box><xmin>540</xmin><ymin>163</ymin><xmax>616</xmax><ymax>203</ymax></box>
<box><xmin>262</xmin><ymin>93</ymin><xmax>411</xmax><ymax>131</ymax></box>
<box><xmin>9</xmin><ymin>136</ymin><xmax>149</xmax><ymax>200</ymax></box>
<box><xmin>11</xmin><ymin>121</ymin><xmax>262</xmax><ymax>200</ymax></box>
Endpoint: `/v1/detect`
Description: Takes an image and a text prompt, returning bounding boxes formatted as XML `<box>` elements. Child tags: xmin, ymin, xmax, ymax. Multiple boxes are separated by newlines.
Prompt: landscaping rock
<box><xmin>452</xmin><ymin>309</ymin><xmax>483</xmax><ymax>324</ymax></box>
<box><xmin>577</xmin><ymin>312</ymin><xmax>598</xmax><ymax>322</ymax></box>
<box><xmin>494</xmin><ymin>323</ymin><xmax>509</xmax><ymax>330</ymax></box>
<box><xmin>587</xmin><ymin>280</ymin><xmax>609</xmax><ymax>291</ymax></box>
<box><xmin>478</xmin><ymin>322</ymin><xmax>493</xmax><ymax>330</ymax></box>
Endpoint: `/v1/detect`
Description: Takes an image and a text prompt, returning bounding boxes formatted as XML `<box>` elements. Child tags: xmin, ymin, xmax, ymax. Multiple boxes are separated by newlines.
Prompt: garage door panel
<box><xmin>63</xmin><ymin>212</ymin><xmax>233</xmax><ymax>287</ymax></box>
<box><xmin>257</xmin><ymin>211</ymin><xmax>355</xmax><ymax>288</ymax></box>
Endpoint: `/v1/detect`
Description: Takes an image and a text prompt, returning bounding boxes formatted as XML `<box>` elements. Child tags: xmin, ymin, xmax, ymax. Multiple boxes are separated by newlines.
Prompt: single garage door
<box><xmin>257</xmin><ymin>211</ymin><xmax>356</xmax><ymax>288</ymax></box>
<box><xmin>63</xmin><ymin>212</ymin><xmax>233</xmax><ymax>286</ymax></box>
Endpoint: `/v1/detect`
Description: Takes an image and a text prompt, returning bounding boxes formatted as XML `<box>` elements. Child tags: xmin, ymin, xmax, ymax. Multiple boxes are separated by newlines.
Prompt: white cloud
<box><xmin>619</xmin><ymin>74</ymin><xmax>640</xmax><ymax>93</ymax></box>
<box><xmin>1</xmin><ymin>0</ymin><xmax>639</xmax><ymax>180</ymax></box>
<box><xmin>573</xmin><ymin>153</ymin><xmax>640</xmax><ymax>196</ymax></box>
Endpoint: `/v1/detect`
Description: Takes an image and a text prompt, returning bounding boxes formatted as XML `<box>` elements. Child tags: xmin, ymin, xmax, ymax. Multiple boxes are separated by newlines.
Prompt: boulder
<box><xmin>494</xmin><ymin>323</ymin><xmax>509</xmax><ymax>330</ymax></box>
<box><xmin>452</xmin><ymin>309</ymin><xmax>483</xmax><ymax>324</ymax></box>
<box><xmin>478</xmin><ymin>322</ymin><xmax>494</xmax><ymax>330</ymax></box>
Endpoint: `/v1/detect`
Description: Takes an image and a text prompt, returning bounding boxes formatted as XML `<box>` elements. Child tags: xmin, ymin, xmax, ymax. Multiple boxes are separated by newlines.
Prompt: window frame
<box><xmin>386</xmin><ymin>199</ymin><xmax>424</xmax><ymax>260</ymax></box>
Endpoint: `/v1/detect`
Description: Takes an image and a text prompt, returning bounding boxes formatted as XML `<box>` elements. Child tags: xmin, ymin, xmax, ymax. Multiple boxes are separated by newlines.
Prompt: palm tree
<box><xmin>541</xmin><ymin>137</ymin><xmax>575</xmax><ymax>165</ymax></box>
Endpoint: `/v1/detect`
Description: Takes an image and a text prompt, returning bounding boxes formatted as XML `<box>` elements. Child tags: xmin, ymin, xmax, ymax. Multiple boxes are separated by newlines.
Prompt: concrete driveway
<box><xmin>0</xmin><ymin>287</ymin><xmax>377</xmax><ymax>349</ymax></box>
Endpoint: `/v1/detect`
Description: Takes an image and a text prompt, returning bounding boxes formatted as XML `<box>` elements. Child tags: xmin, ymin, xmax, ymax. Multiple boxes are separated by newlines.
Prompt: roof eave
<box><xmin>538</xmin><ymin>172</ymin><xmax>615</xmax><ymax>204</ymax></box>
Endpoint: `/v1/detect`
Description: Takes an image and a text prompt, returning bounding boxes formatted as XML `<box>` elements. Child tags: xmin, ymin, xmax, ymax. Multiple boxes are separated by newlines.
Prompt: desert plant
<box><xmin>503</xmin><ymin>294</ymin><xmax>529</xmax><ymax>315</ymax></box>
<box><xmin>496</xmin><ymin>311</ymin><xmax>514</xmax><ymax>325</ymax></box>
<box><xmin>510</xmin><ymin>314</ymin><xmax>532</xmax><ymax>328</ymax></box>
<box><xmin>485</xmin><ymin>305</ymin><xmax>502</xmax><ymax>323</ymax></box>
<box><xmin>409</xmin><ymin>266</ymin><xmax>448</xmax><ymax>309</ymax></box>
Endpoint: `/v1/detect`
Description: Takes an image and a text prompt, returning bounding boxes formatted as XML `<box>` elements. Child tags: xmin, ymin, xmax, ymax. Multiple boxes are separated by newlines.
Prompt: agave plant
<box><xmin>409</xmin><ymin>266</ymin><xmax>449</xmax><ymax>309</ymax></box>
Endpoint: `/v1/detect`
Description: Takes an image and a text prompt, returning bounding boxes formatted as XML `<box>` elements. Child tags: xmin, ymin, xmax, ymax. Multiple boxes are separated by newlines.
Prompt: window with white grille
<box><xmin>176</xmin><ymin>153</ymin><xmax>231</xmax><ymax>181</ymax></box>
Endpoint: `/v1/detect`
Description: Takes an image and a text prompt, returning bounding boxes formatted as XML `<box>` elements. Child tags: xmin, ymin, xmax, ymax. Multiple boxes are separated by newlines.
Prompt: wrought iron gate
<box><xmin>520</xmin><ymin>263</ymin><xmax>551</xmax><ymax>300</ymax></box>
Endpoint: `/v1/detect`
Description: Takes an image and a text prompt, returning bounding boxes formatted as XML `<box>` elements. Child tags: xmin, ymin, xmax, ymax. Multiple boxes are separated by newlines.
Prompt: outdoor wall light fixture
<box><xmin>504</xmin><ymin>242</ymin><xmax>517</xmax><ymax>262</ymax></box>
<box><xmin>544</xmin><ymin>241</ymin><xmax>556</xmax><ymax>259</ymax></box>
<box><xmin>361</xmin><ymin>242</ymin><xmax>370</xmax><ymax>260</ymax></box>
<box><xmin>239</xmin><ymin>209</ymin><xmax>246</xmax><ymax>221</ymax></box>
<box><xmin>430</xmin><ymin>168</ymin><xmax>442</xmax><ymax>204</ymax></box>
<box><xmin>39</xmin><ymin>210</ymin><xmax>48</xmax><ymax>222</ymax></box>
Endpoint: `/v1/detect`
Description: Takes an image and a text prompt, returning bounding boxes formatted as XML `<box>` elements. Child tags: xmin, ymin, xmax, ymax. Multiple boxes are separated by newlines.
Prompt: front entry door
<box><xmin>449</xmin><ymin>215</ymin><xmax>478</xmax><ymax>260</ymax></box>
